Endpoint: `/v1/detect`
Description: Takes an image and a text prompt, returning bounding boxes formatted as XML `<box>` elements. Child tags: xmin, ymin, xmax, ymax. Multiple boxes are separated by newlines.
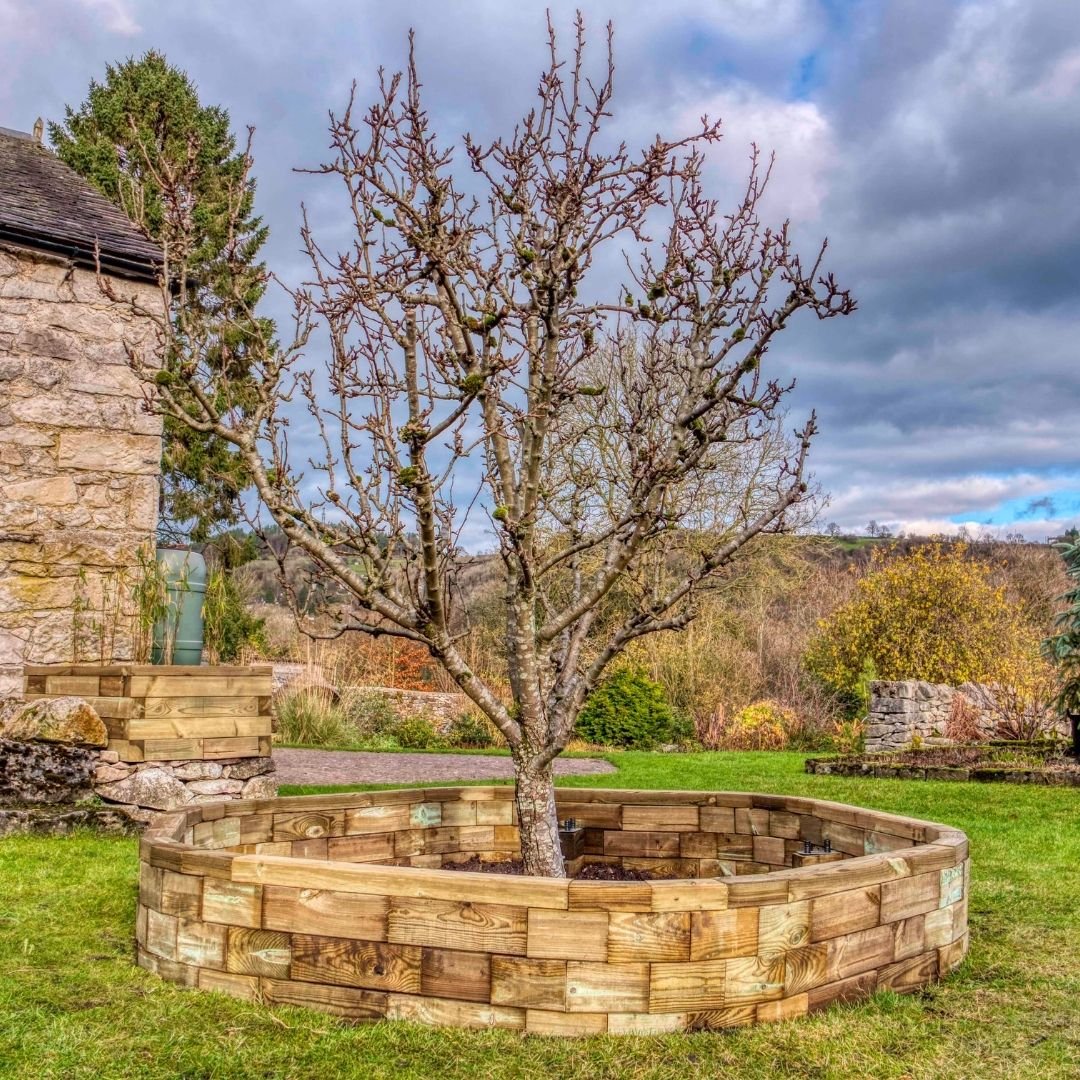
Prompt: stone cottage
<box><xmin>0</xmin><ymin>125</ymin><xmax>162</xmax><ymax>696</ymax></box>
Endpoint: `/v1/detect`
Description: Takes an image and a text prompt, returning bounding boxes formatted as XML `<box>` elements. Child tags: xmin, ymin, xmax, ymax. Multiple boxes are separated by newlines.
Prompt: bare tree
<box><xmin>115</xmin><ymin>16</ymin><xmax>854</xmax><ymax>875</ymax></box>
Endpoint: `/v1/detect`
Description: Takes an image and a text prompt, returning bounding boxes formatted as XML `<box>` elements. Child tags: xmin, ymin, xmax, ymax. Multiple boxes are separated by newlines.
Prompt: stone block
<box><xmin>56</xmin><ymin>430</ymin><xmax>160</xmax><ymax>475</ymax></box>
<box><xmin>0</xmin><ymin>736</ymin><xmax>97</xmax><ymax>805</ymax></box>
<box><xmin>95</xmin><ymin>766</ymin><xmax>194</xmax><ymax>811</ymax></box>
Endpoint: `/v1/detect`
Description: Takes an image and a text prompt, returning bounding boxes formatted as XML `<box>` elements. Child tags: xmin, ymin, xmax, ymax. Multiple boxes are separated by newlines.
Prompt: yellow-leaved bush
<box><xmin>805</xmin><ymin>543</ymin><xmax>1041</xmax><ymax>703</ymax></box>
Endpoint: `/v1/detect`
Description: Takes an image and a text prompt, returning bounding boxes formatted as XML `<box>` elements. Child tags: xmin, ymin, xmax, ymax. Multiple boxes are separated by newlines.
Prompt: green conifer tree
<box><xmin>50</xmin><ymin>51</ymin><xmax>273</xmax><ymax>541</ymax></box>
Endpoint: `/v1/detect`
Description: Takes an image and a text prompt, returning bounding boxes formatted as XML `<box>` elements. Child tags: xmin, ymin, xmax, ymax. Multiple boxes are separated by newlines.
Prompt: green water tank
<box><xmin>152</xmin><ymin>547</ymin><xmax>207</xmax><ymax>665</ymax></box>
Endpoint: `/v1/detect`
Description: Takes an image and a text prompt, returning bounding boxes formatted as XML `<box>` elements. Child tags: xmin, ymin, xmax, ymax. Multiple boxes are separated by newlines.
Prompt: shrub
<box><xmin>805</xmin><ymin>543</ymin><xmax>1036</xmax><ymax>708</ymax></box>
<box><xmin>721</xmin><ymin>699</ymin><xmax>800</xmax><ymax>750</ymax></box>
<box><xmin>576</xmin><ymin>667</ymin><xmax>679</xmax><ymax>749</ymax></box>
<box><xmin>202</xmin><ymin>565</ymin><xmax>267</xmax><ymax>663</ymax></box>
<box><xmin>945</xmin><ymin>694</ymin><xmax>983</xmax><ymax>743</ymax></box>
<box><xmin>445</xmin><ymin>713</ymin><xmax>501</xmax><ymax>749</ymax></box>
<box><xmin>340</xmin><ymin>690</ymin><xmax>398</xmax><ymax>737</ymax></box>
<box><xmin>275</xmin><ymin>689</ymin><xmax>353</xmax><ymax>746</ymax></box>
<box><xmin>831</xmin><ymin>716</ymin><xmax>866</xmax><ymax>756</ymax></box>
<box><xmin>387</xmin><ymin>714</ymin><xmax>446</xmax><ymax>750</ymax></box>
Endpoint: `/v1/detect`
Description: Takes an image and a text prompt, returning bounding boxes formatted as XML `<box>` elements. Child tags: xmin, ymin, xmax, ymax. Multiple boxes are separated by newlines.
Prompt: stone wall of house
<box><xmin>0</xmin><ymin>243</ymin><xmax>161</xmax><ymax>696</ymax></box>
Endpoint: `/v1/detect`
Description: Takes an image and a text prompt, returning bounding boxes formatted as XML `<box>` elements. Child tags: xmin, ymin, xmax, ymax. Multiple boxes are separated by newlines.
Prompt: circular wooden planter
<box><xmin>138</xmin><ymin>788</ymin><xmax>970</xmax><ymax>1036</ymax></box>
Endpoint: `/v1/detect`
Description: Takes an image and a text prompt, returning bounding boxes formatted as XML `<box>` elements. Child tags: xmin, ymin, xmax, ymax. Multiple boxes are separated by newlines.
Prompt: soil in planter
<box><xmin>442</xmin><ymin>855</ymin><xmax>657</xmax><ymax>880</ymax></box>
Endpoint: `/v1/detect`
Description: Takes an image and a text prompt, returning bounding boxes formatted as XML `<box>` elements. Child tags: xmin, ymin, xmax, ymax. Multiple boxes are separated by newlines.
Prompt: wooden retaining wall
<box><xmin>24</xmin><ymin>664</ymin><xmax>273</xmax><ymax>763</ymax></box>
<box><xmin>137</xmin><ymin>788</ymin><xmax>970</xmax><ymax>1035</ymax></box>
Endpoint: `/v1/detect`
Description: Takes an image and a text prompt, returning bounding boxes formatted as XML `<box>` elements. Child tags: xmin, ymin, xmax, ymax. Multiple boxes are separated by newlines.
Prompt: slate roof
<box><xmin>0</xmin><ymin>126</ymin><xmax>161</xmax><ymax>282</ymax></box>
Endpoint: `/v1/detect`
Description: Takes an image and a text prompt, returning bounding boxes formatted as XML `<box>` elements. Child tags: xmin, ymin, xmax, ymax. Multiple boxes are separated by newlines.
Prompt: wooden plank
<box><xmin>272</xmin><ymin>811</ymin><xmax>345</xmax><ymax>842</ymax></box>
<box><xmin>607</xmin><ymin>1011</ymin><xmax>687</xmax><ymax>1034</ymax></box>
<box><xmin>735</xmin><ymin>808</ymin><xmax>770</xmax><ymax>835</ymax></box>
<box><xmin>621</xmin><ymin>805</ymin><xmax>700</xmax><ymax>832</ymax></box>
<box><xmin>144</xmin><ymin>908</ymin><xmax>178</xmax><ymax>960</ymax></box>
<box><xmin>474</xmin><ymin>801</ymin><xmax>513</xmax><ymax>826</ymax></box>
<box><xmin>566</xmin><ymin>961</ymin><xmax>649</xmax><ymax>1013</ymax></box>
<box><xmin>608</xmin><ymin>912</ymin><xmax>690</xmax><ymax>962</ymax></box>
<box><xmin>138</xmin><ymin>738</ymin><xmax>202</xmax><ymax>761</ymax></box>
<box><xmin>525</xmin><ymin>1009</ymin><xmax>606</xmax><ymax>1036</ymax></box>
<box><xmin>880</xmin><ymin>873</ymin><xmax>940</xmax><ymax>924</ymax></box>
<box><xmin>202</xmin><ymin>736</ymin><xmax>262</xmax><ymax>759</ymax></box>
<box><xmin>807</xmin><ymin>970</ymin><xmax>877</xmax><ymax>1013</ymax></box>
<box><xmin>326</xmin><ymin>834</ymin><xmax>396</xmax><ymax>863</ymax></box>
<box><xmin>648</xmin><ymin>879</ymin><xmax>731</xmax><ymax>913</ymax></box>
<box><xmin>688</xmin><ymin>1005</ymin><xmax>758</xmax><ymax>1030</ymax></box>
<box><xmin>129</xmin><ymin>675</ymin><xmax>270</xmax><ymax>697</ymax></box>
<box><xmin>679</xmin><ymin>832</ymin><xmax>718</xmax><ymax>860</ymax></box>
<box><xmin>878</xmin><ymin>951</ymin><xmax>938</xmax><ymax>992</ymax></box>
<box><xmin>197</xmin><ymin>969</ymin><xmax>260</xmax><ymax>1001</ymax></box>
<box><xmin>726</xmin><ymin>877</ymin><xmax>790</xmax><ymax>908</ymax></box>
<box><xmin>567</xmin><ymin>880</ymin><xmax>652</xmax><ymax>913</ymax></box>
<box><xmin>526</xmin><ymin>909</ymin><xmax>609</xmax><ymax>961</ymax></box>
<box><xmin>345</xmin><ymin>804</ymin><xmax>414</xmax><ymax>835</ymax></box>
<box><xmin>175</xmin><ymin>918</ymin><xmax>227</xmax><ymax>969</ymax></box>
<box><xmin>128</xmin><ymin>716</ymin><xmax>271</xmax><ymax>739</ymax></box>
<box><xmin>225</xmin><ymin>927</ymin><xmax>290</xmax><ymax>978</ymax></box>
<box><xmin>388</xmin><ymin>897</ymin><xmax>527</xmax><ymax>955</ymax></box>
<box><xmin>263</xmin><ymin>885</ymin><xmax>388</xmax><ymax>940</ymax></box>
<box><xmin>699</xmin><ymin>807</ymin><xmax>736</xmax><ymax>833</ymax></box>
<box><xmin>158</xmin><ymin>870</ymin><xmax>202</xmax><ymax>918</ymax></box>
<box><xmin>724</xmin><ymin>954</ymin><xmax>787</xmax><ymax>1006</ymax></box>
<box><xmin>291</xmin><ymin>933</ymin><xmax>421</xmax><ymax>992</ymax></box>
<box><xmin>551</xmin><ymin>802</ymin><xmax>622</xmax><ymax>829</ymax></box>
<box><xmin>261</xmin><ymin>977</ymin><xmax>388</xmax><ymax>1020</ymax></box>
<box><xmin>142</xmin><ymin>695</ymin><xmax>261</xmax><ymax>718</ymax></box>
<box><xmin>386</xmin><ymin>993</ymin><xmax>524</xmax><ymax>1031</ymax></box>
<box><xmin>810</xmin><ymin>886</ymin><xmax>881</xmax><ymax>942</ymax></box>
<box><xmin>491</xmin><ymin>957</ymin><xmax>567</xmax><ymax>1010</ymax></box>
<box><xmin>603</xmin><ymin>831</ymin><xmax>679</xmax><ymax>859</ymax></box>
<box><xmin>893</xmin><ymin>914</ymin><xmax>926</xmax><ymax>961</ymax></box>
<box><xmin>757</xmin><ymin>993</ymin><xmax>809</xmax><ymax>1023</ymax></box>
<box><xmin>232</xmin><ymin>854</ymin><xmax>570</xmax><ymax>910</ymax></box>
<box><xmin>757</xmin><ymin>901</ymin><xmax>810</xmax><ymax>960</ymax></box>
<box><xmin>752</xmin><ymin>836</ymin><xmax>787</xmax><ymax>867</ymax></box>
<box><xmin>649</xmin><ymin>959</ymin><xmax>728</xmax><ymax>1012</ymax></box>
<box><xmin>43</xmin><ymin>674</ymin><xmax>101</xmax><ymax>696</ymax></box>
<box><xmin>768</xmin><ymin>812</ymin><xmax>802</xmax><ymax>839</ymax></box>
<box><xmin>781</xmin><ymin>943</ymin><xmax>829</xmax><ymax>995</ymax></box>
<box><xmin>825</xmin><ymin>924</ymin><xmax>894</xmax><ymax>981</ymax></box>
<box><xmin>201</xmin><ymin>879</ymin><xmax>262</xmax><ymax>928</ymax></box>
<box><xmin>783</xmin><ymin>854</ymin><xmax>913</xmax><ymax>902</ymax></box>
<box><xmin>939</xmin><ymin>931</ymin><xmax>968</xmax><ymax>974</ymax></box>
<box><xmin>420</xmin><ymin>947</ymin><xmax>492</xmax><ymax>1003</ymax></box>
<box><xmin>108</xmin><ymin>738</ymin><xmax>143</xmax><ymax>762</ymax></box>
<box><xmin>821</xmin><ymin>821</ymin><xmax>867</xmax><ymax>857</ymax></box>
<box><xmin>690</xmin><ymin>908</ymin><xmax>758</xmax><ymax>961</ymax></box>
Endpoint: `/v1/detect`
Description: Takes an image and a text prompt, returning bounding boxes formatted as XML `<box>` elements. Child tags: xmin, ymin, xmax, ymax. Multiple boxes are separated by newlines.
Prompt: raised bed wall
<box><xmin>23</xmin><ymin>664</ymin><xmax>274</xmax><ymax>764</ymax></box>
<box><xmin>138</xmin><ymin>787</ymin><xmax>970</xmax><ymax>1035</ymax></box>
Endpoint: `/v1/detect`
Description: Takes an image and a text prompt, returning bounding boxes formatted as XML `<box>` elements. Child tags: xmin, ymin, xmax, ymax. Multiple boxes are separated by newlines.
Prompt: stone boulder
<box><xmin>0</xmin><ymin>696</ymin><xmax>108</xmax><ymax>747</ymax></box>
<box><xmin>94</xmin><ymin>766</ymin><xmax>193</xmax><ymax>811</ymax></box>
<box><xmin>0</xmin><ymin>737</ymin><xmax>97</xmax><ymax>805</ymax></box>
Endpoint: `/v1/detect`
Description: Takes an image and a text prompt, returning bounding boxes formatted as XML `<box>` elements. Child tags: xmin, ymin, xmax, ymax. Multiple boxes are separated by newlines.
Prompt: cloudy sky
<box><xmin>3</xmin><ymin>0</ymin><xmax>1079</xmax><ymax>543</ymax></box>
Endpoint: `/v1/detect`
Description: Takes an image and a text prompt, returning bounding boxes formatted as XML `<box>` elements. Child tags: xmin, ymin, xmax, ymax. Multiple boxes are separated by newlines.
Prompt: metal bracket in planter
<box><xmin>558</xmin><ymin>819</ymin><xmax>585</xmax><ymax>861</ymax></box>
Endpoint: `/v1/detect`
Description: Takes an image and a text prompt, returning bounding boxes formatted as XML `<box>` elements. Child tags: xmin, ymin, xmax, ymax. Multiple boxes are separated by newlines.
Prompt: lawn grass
<box><xmin>2</xmin><ymin>751</ymin><xmax>1078</xmax><ymax>1079</ymax></box>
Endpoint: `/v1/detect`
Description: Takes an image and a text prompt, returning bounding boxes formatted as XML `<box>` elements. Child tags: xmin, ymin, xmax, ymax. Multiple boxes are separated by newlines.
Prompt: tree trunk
<box><xmin>513</xmin><ymin>754</ymin><xmax>565</xmax><ymax>877</ymax></box>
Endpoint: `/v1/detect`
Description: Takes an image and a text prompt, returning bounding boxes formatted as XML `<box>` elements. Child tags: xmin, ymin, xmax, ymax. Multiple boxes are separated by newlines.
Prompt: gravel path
<box><xmin>272</xmin><ymin>748</ymin><xmax>617</xmax><ymax>787</ymax></box>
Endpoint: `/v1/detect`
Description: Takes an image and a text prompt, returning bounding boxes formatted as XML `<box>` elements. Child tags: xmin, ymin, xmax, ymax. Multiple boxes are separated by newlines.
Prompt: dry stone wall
<box><xmin>866</xmin><ymin>681</ymin><xmax>990</xmax><ymax>751</ymax></box>
<box><xmin>0</xmin><ymin>243</ymin><xmax>162</xmax><ymax>696</ymax></box>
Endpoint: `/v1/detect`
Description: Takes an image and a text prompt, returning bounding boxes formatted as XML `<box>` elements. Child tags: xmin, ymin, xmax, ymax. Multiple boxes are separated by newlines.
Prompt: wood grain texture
<box><xmin>388</xmin><ymin>897</ymin><xmax>528</xmax><ymax>955</ymax></box>
<box><xmin>135</xmin><ymin>787</ymin><xmax>968</xmax><ymax>1035</ymax></box>
<box><xmin>527</xmin><ymin>908</ymin><xmax>609</xmax><ymax>961</ymax></box>
<box><xmin>291</xmin><ymin>933</ymin><xmax>421</xmax><ymax>993</ymax></box>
